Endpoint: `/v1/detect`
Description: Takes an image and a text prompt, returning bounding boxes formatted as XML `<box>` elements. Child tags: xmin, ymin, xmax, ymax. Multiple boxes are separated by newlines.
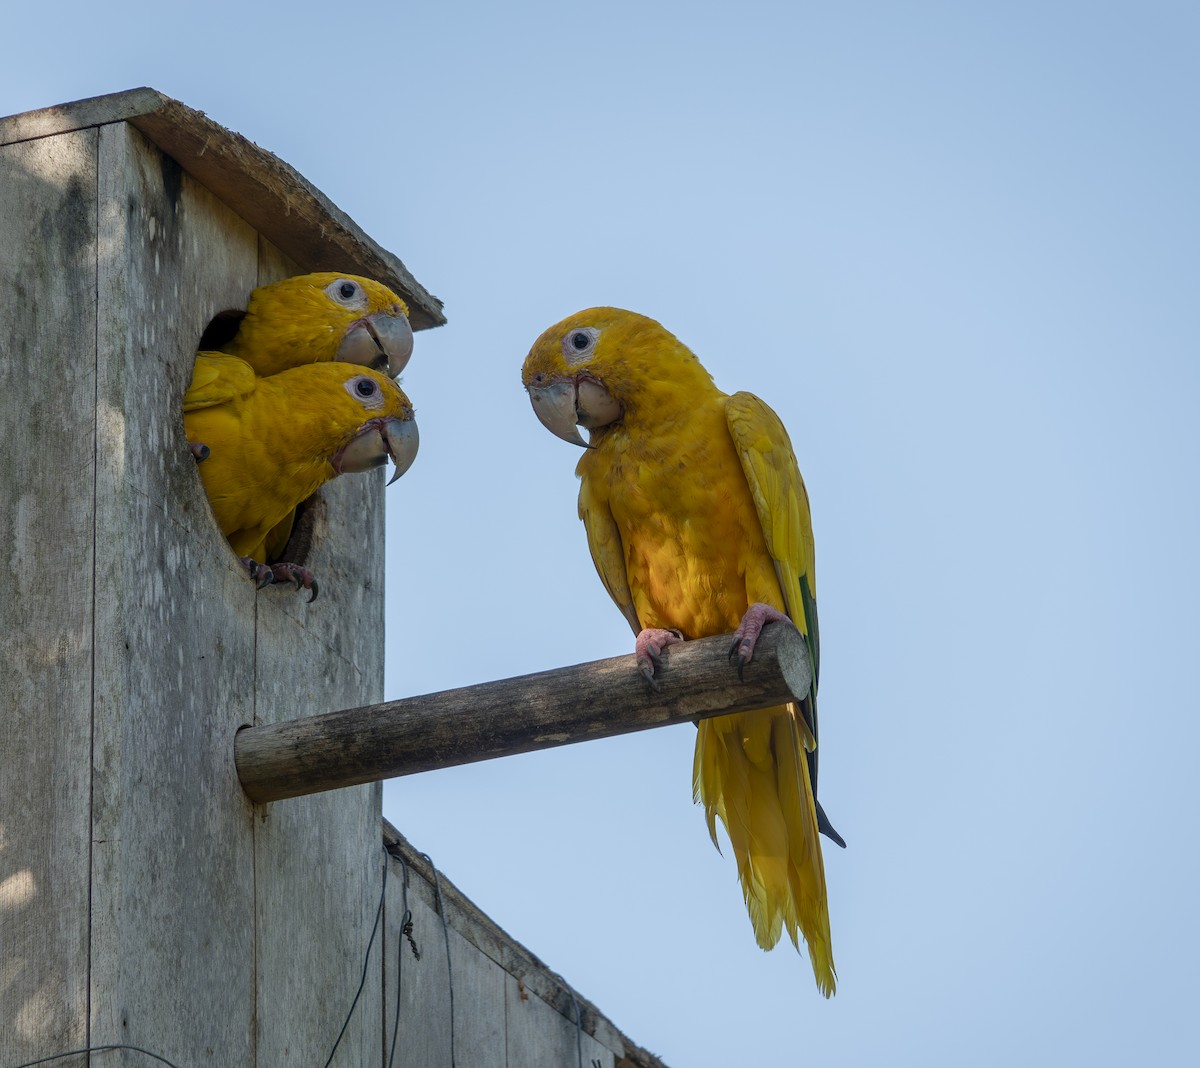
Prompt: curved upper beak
<box><xmin>527</xmin><ymin>377</ymin><xmax>622</xmax><ymax>449</ymax></box>
<box><xmin>528</xmin><ymin>380</ymin><xmax>588</xmax><ymax>447</ymax></box>
<box><xmin>337</xmin><ymin>310</ymin><xmax>415</xmax><ymax>378</ymax></box>
<box><xmin>333</xmin><ymin>415</ymin><xmax>419</xmax><ymax>485</ymax></box>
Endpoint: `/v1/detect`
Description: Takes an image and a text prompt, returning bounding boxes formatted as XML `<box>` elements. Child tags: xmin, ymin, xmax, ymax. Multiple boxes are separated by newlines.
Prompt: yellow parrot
<box><xmin>522</xmin><ymin>308</ymin><xmax>843</xmax><ymax>996</ymax></box>
<box><xmin>203</xmin><ymin>271</ymin><xmax>414</xmax><ymax>378</ymax></box>
<box><xmin>189</xmin><ymin>271</ymin><xmax>416</xmax><ymax>555</ymax></box>
<box><xmin>183</xmin><ymin>354</ymin><xmax>418</xmax><ymax>599</ymax></box>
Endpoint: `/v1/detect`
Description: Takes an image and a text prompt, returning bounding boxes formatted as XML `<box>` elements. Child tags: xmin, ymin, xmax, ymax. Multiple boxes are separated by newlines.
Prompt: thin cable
<box><xmin>420</xmin><ymin>851</ymin><xmax>456</xmax><ymax>1068</ymax></box>
<box><xmin>385</xmin><ymin>850</ymin><xmax>413</xmax><ymax>1068</ymax></box>
<box><xmin>322</xmin><ymin>851</ymin><xmax>388</xmax><ymax>1068</ymax></box>
<box><xmin>11</xmin><ymin>1043</ymin><xmax>183</xmax><ymax>1068</ymax></box>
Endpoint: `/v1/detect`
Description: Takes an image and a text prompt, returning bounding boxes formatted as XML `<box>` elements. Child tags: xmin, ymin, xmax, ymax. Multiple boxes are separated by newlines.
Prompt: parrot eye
<box><xmin>345</xmin><ymin>374</ymin><xmax>386</xmax><ymax>408</ymax></box>
<box><xmin>325</xmin><ymin>278</ymin><xmax>369</xmax><ymax>311</ymax></box>
<box><xmin>562</xmin><ymin>327</ymin><xmax>599</xmax><ymax>364</ymax></box>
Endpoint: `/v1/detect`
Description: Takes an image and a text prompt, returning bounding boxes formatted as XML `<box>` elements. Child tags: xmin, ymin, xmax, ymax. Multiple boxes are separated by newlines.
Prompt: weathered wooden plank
<box><xmin>238</xmin><ymin>623</ymin><xmax>813</xmax><ymax>802</ymax></box>
<box><xmin>0</xmin><ymin>87</ymin><xmax>446</xmax><ymax>330</ymax></box>
<box><xmin>0</xmin><ymin>127</ymin><xmax>98</xmax><ymax>1068</ymax></box>
<box><xmin>251</xmin><ymin>237</ymin><xmax>389</xmax><ymax>1066</ymax></box>
<box><xmin>383</xmin><ymin>824</ymin><xmax>669</xmax><ymax>1068</ymax></box>
<box><xmin>506</xmin><ymin>975</ymin><xmax>616</xmax><ymax>1068</ymax></box>
<box><xmin>382</xmin><ymin>855</ymin><xmax>513</xmax><ymax>1068</ymax></box>
<box><xmin>254</xmin><ymin>789</ymin><xmax>384</xmax><ymax>1068</ymax></box>
<box><xmin>444</xmin><ymin>925</ymin><xmax>509</xmax><ymax>1066</ymax></box>
<box><xmin>385</xmin><ymin>883</ymin><xmax>455</xmax><ymax>1068</ymax></box>
<box><xmin>87</xmin><ymin>121</ymin><xmax>259</xmax><ymax>1065</ymax></box>
<box><xmin>0</xmin><ymin>86</ymin><xmax>163</xmax><ymax>145</ymax></box>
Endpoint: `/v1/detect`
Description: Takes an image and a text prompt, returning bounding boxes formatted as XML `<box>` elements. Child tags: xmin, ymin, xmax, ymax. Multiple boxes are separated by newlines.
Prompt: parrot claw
<box><xmin>639</xmin><ymin>663</ymin><xmax>659</xmax><ymax>690</ymax></box>
<box><xmin>241</xmin><ymin>556</ymin><xmax>275</xmax><ymax>589</ymax></box>
<box><xmin>728</xmin><ymin>603</ymin><xmax>791</xmax><ymax>679</ymax></box>
<box><xmin>268</xmin><ymin>562</ymin><xmax>319</xmax><ymax>602</ymax></box>
<box><xmin>189</xmin><ymin>440</ymin><xmax>210</xmax><ymax>463</ymax></box>
<box><xmin>635</xmin><ymin>627</ymin><xmax>685</xmax><ymax>687</ymax></box>
<box><xmin>727</xmin><ymin>645</ymin><xmax>750</xmax><ymax>682</ymax></box>
<box><xmin>239</xmin><ymin>558</ymin><xmax>319</xmax><ymax>601</ymax></box>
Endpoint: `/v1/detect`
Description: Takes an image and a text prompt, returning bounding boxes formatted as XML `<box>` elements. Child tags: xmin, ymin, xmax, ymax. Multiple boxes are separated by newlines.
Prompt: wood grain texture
<box><xmin>384</xmin><ymin>887</ymin><xmax>451</xmax><ymax>1068</ymax></box>
<box><xmin>0</xmin><ymin>86</ymin><xmax>164</xmax><ymax>145</ymax></box>
<box><xmin>383</xmin><ymin>823</ymin><xmax>670</xmax><ymax>1068</ymax></box>
<box><xmin>506</xmin><ymin>975</ymin><xmax>615</xmax><ymax>1068</ymax></box>
<box><xmin>88</xmin><ymin>121</ymin><xmax>260</xmax><ymax>1066</ymax></box>
<box><xmin>0</xmin><ymin>87</ymin><xmax>445</xmax><ymax>330</ymax></box>
<box><xmin>238</xmin><ymin>623</ymin><xmax>813</xmax><ymax>802</ymax></box>
<box><xmin>0</xmin><ymin>127</ymin><xmax>98</xmax><ymax>1067</ymax></box>
<box><xmin>382</xmin><ymin>886</ymin><xmax>508</xmax><ymax>1068</ymax></box>
<box><xmin>250</xmin><ymin>239</ymin><xmax>389</xmax><ymax>1068</ymax></box>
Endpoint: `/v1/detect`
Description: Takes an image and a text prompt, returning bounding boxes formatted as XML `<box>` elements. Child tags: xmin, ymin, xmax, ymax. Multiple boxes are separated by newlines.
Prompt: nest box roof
<box><xmin>0</xmin><ymin>87</ymin><xmax>445</xmax><ymax>330</ymax></box>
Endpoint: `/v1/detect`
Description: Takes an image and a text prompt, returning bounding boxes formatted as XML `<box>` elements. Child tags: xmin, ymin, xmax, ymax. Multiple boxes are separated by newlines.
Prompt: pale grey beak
<box><xmin>527</xmin><ymin>378</ymin><xmax>622</xmax><ymax>448</ymax></box>
<box><xmin>337</xmin><ymin>311</ymin><xmax>415</xmax><ymax>378</ymax></box>
<box><xmin>528</xmin><ymin>380</ymin><xmax>589</xmax><ymax>447</ymax></box>
<box><xmin>333</xmin><ymin>415</ymin><xmax>419</xmax><ymax>485</ymax></box>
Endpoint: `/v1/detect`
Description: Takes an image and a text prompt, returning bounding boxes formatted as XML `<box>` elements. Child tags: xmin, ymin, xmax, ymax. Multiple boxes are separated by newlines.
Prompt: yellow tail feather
<box><xmin>693</xmin><ymin>705</ymin><xmax>837</xmax><ymax>997</ymax></box>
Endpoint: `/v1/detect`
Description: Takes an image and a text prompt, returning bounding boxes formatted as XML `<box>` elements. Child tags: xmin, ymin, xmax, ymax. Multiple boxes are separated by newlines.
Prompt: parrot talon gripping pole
<box><xmin>728</xmin><ymin>603</ymin><xmax>791</xmax><ymax>680</ymax></box>
<box><xmin>634</xmin><ymin>628</ymin><xmax>685</xmax><ymax>689</ymax></box>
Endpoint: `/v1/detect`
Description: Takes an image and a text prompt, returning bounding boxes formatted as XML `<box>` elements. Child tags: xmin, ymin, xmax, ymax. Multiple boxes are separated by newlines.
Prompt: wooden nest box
<box><xmin>0</xmin><ymin>85</ymin><xmax>443</xmax><ymax>1066</ymax></box>
<box><xmin>0</xmin><ymin>89</ymin><xmax>676</xmax><ymax>1068</ymax></box>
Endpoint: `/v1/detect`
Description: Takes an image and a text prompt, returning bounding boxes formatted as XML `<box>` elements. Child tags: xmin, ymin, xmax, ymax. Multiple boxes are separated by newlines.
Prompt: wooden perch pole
<box><xmin>235</xmin><ymin>622</ymin><xmax>812</xmax><ymax>804</ymax></box>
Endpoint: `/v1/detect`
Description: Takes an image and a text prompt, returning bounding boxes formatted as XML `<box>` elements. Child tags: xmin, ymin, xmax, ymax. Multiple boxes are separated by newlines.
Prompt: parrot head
<box><xmin>521</xmin><ymin>307</ymin><xmax>708</xmax><ymax>447</ymax></box>
<box><xmin>316</xmin><ymin>364</ymin><xmax>420</xmax><ymax>486</ymax></box>
<box><xmin>225</xmin><ymin>272</ymin><xmax>414</xmax><ymax>378</ymax></box>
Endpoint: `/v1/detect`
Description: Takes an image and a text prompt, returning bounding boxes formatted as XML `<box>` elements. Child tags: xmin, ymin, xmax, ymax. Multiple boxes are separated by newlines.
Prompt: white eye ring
<box><xmin>562</xmin><ymin>327</ymin><xmax>599</xmax><ymax>364</ymax></box>
<box><xmin>325</xmin><ymin>278</ymin><xmax>370</xmax><ymax>312</ymax></box>
<box><xmin>345</xmin><ymin>374</ymin><xmax>386</xmax><ymax>409</ymax></box>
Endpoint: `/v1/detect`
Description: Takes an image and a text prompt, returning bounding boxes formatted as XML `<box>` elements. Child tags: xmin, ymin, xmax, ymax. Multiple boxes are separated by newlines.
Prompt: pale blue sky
<box><xmin>6</xmin><ymin>2</ymin><xmax>1197</xmax><ymax>1064</ymax></box>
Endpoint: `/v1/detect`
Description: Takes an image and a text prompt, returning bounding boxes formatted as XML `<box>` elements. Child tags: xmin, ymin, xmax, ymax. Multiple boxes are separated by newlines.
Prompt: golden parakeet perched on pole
<box><xmin>203</xmin><ymin>271</ymin><xmax>415</xmax><ymax>378</ymax></box>
<box><xmin>522</xmin><ymin>308</ymin><xmax>843</xmax><ymax>996</ymax></box>
<box><xmin>183</xmin><ymin>355</ymin><xmax>418</xmax><ymax>599</ymax></box>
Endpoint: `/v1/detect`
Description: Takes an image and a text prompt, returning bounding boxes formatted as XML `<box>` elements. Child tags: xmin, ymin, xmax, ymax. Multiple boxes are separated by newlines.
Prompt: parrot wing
<box><xmin>726</xmin><ymin>392</ymin><xmax>843</xmax><ymax>846</ymax></box>
<box><xmin>725</xmin><ymin>390</ymin><xmax>818</xmax><ymax>684</ymax></box>
<box><xmin>578</xmin><ymin>481</ymin><xmax>641</xmax><ymax>636</ymax></box>
<box><xmin>183</xmin><ymin>353</ymin><xmax>258</xmax><ymax>412</ymax></box>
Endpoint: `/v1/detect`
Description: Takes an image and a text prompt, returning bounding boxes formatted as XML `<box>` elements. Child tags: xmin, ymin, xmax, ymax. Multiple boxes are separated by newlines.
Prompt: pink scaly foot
<box><xmin>240</xmin><ymin>557</ymin><xmax>319</xmax><ymax>602</ymax></box>
<box><xmin>728</xmin><ymin>602</ymin><xmax>791</xmax><ymax>680</ymax></box>
<box><xmin>635</xmin><ymin>627</ymin><xmax>685</xmax><ymax>687</ymax></box>
<box><xmin>189</xmin><ymin>440</ymin><xmax>210</xmax><ymax>462</ymax></box>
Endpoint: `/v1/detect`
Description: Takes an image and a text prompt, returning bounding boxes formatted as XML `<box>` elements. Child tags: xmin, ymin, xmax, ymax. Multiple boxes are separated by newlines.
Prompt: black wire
<box><xmin>421</xmin><ymin>851</ymin><xmax>456</xmax><ymax>1068</ymax></box>
<box><xmin>11</xmin><ymin>1043</ymin><xmax>183</xmax><ymax>1068</ymax></box>
<box><xmin>385</xmin><ymin>851</ymin><xmax>410</xmax><ymax>1068</ymax></box>
<box><xmin>321</xmin><ymin>851</ymin><xmax>388</xmax><ymax>1068</ymax></box>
